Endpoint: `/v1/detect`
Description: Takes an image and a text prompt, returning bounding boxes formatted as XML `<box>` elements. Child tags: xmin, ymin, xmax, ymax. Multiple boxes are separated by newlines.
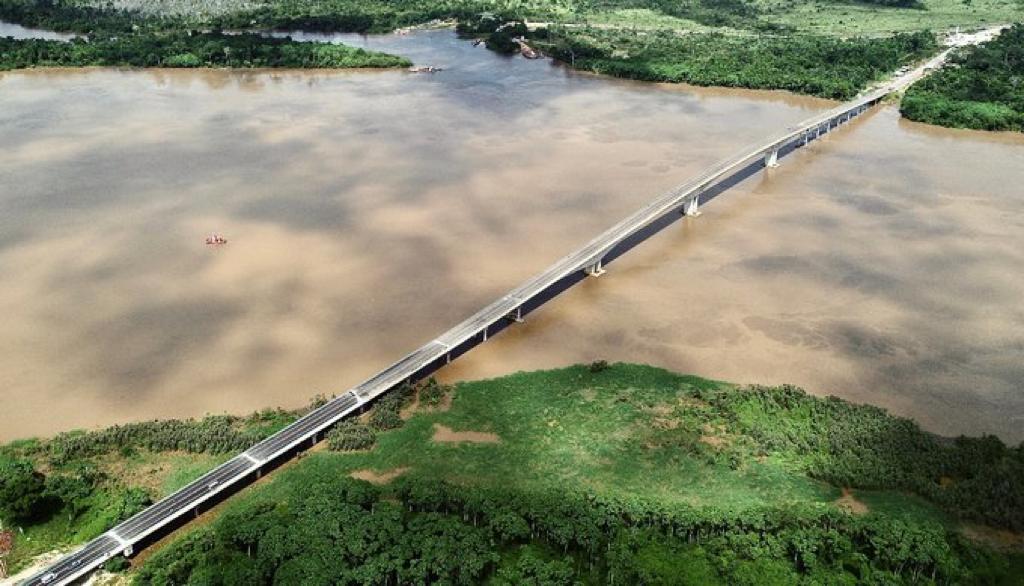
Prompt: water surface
<box><xmin>0</xmin><ymin>20</ymin><xmax>78</xmax><ymax>41</ymax></box>
<box><xmin>1</xmin><ymin>30</ymin><xmax>1022</xmax><ymax>442</ymax></box>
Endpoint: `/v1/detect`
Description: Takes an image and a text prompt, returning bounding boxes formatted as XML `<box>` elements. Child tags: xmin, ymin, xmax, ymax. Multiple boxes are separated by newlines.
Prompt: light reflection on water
<box><xmin>1</xmin><ymin>29</ymin><xmax>1022</xmax><ymax>442</ymax></box>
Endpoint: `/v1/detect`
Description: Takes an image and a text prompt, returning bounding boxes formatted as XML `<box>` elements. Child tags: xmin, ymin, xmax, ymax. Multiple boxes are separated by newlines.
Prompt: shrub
<box><xmin>368</xmin><ymin>383</ymin><xmax>415</xmax><ymax>431</ymax></box>
<box><xmin>326</xmin><ymin>421</ymin><xmax>376</xmax><ymax>452</ymax></box>
<box><xmin>0</xmin><ymin>458</ymin><xmax>47</xmax><ymax>522</ymax></box>
<box><xmin>418</xmin><ymin>377</ymin><xmax>450</xmax><ymax>407</ymax></box>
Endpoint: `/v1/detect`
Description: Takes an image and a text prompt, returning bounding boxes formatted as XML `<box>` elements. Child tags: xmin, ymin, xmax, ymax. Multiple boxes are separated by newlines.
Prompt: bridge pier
<box><xmin>482</xmin><ymin>326</ymin><xmax>488</xmax><ymax>341</ymax></box>
<box><xmin>506</xmin><ymin>307</ymin><xmax>524</xmax><ymax>323</ymax></box>
<box><xmin>684</xmin><ymin>194</ymin><xmax>701</xmax><ymax>217</ymax></box>
<box><xmin>764</xmin><ymin>148</ymin><xmax>779</xmax><ymax>168</ymax></box>
<box><xmin>585</xmin><ymin>259</ymin><xmax>606</xmax><ymax>277</ymax></box>
<box><xmin>122</xmin><ymin>546</ymin><xmax>133</xmax><ymax>557</ymax></box>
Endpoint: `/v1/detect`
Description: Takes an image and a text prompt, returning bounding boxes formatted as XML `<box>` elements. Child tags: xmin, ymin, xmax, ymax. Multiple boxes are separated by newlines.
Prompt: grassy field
<box><xmin>131</xmin><ymin>364</ymin><xmax>1024</xmax><ymax>584</ymax></box>
<box><xmin>4</xmin><ymin>364</ymin><xmax>1023</xmax><ymax>582</ymax></box>
<box><xmin>52</xmin><ymin>0</ymin><xmax>1021</xmax><ymax>36</ymax></box>
<box><xmin>757</xmin><ymin>0</ymin><xmax>1020</xmax><ymax>35</ymax></box>
<box><xmin>230</xmin><ymin>363</ymin><xmax>1018</xmax><ymax>525</ymax></box>
<box><xmin>305</xmin><ymin>367</ymin><xmax>838</xmax><ymax>508</ymax></box>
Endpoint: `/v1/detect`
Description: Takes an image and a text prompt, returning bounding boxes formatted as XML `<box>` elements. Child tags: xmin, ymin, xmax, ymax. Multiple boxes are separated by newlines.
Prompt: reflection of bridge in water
<box><xmin>25</xmin><ymin>50</ymin><xmax>951</xmax><ymax>585</ymax></box>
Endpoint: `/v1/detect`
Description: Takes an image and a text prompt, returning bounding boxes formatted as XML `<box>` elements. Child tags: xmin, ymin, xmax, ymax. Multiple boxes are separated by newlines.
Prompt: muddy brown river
<box><xmin>1</xmin><ymin>30</ymin><xmax>1022</xmax><ymax>443</ymax></box>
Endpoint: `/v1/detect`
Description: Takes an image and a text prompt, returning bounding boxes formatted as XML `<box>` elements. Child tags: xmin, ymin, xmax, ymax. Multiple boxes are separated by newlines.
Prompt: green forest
<box><xmin>0</xmin><ymin>32</ymin><xmax>410</xmax><ymax>70</ymax></box>
<box><xmin>3</xmin><ymin>365</ymin><xmax>1022</xmax><ymax>583</ymax></box>
<box><xmin>0</xmin><ymin>0</ymin><xmax>410</xmax><ymax>70</ymax></box>
<box><xmin>533</xmin><ymin>28</ymin><xmax>938</xmax><ymax>99</ymax></box>
<box><xmin>902</xmin><ymin>24</ymin><xmax>1024</xmax><ymax>131</ymax></box>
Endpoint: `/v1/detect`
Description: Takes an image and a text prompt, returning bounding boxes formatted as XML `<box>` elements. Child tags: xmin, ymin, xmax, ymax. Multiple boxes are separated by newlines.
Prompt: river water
<box><xmin>0</xmin><ymin>20</ymin><xmax>78</xmax><ymax>41</ymax></box>
<box><xmin>1</xmin><ymin>29</ymin><xmax>1022</xmax><ymax>443</ymax></box>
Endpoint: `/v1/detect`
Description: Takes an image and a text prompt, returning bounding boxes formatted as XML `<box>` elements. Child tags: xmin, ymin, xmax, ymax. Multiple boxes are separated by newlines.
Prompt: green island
<box><xmin>901</xmin><ymin>23</ymin><xmax>1024</xmax><ymax>131</ymax></box>
<box><xmin>3</xmin><ymin>364</ymin><xmax>1023</xmax><ymax>583</ymax></box>
<box><xmin>0</xmin><ymin>0</ymin><xmax>411</xmax><ymax>70</ymax></box>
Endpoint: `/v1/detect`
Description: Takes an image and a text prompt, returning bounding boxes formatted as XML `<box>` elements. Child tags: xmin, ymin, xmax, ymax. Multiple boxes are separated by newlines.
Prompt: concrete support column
<box><xmin>123</xmin><ymin>546</ymin><xmax>133</xmax><ymax>557</ymax></box>
<box><xmin>482</xmin><ymin>326</ymin><xmax>488</xmax><ymax>341</ymax></box>
<box><xmin>585</xmin><ymin>259</ymin><xmax>606</xmax><ymax>277</ymax></box>
<box><xmin>684</xmin><ymin>194</ymin><xmax>701</xmax><ymax>217</ymax></box>
<box><xmin>764</xmin><ymin>148</ymin><xmax>779</xmax><ymax>168</ymax></box>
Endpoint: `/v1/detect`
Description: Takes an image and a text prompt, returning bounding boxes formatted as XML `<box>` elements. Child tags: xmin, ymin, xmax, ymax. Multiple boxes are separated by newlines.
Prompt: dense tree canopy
<box><xmin>135</xmin><ymin>473</ymin><xmax>1018</xmax><ymax>584</ymax></box>
<box><xmin>537</xmin><ymin>28</ymin><xmax>938</xmax><ymax>99</ymax></box>
<box><xmin>0</xmin><ymin>458</ymin><xmax>47</xmax><ymax>522</ymax></box>
<box><xmin>0</xmin><ymin>31</ymin><xmax>411</xmax><ymax>70</ymax></box>
<box><xmin>703</xmin><ymin>383</ymin><xmax>1024</xmax><ymax>531</ymax></box>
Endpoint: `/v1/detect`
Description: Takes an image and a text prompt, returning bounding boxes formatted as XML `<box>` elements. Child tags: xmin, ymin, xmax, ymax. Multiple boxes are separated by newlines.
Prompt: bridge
<box><xmin>22</xmin><ymin>49</ymin><xmax>950</xmax><ymax>585</ymax></box>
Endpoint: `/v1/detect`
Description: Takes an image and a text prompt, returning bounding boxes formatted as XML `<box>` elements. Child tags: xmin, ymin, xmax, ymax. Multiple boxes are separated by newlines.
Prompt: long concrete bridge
<box><xmin>22</xmin><ymin>49</ymin><xmax>952</xmax><ymax>585</ymax></box>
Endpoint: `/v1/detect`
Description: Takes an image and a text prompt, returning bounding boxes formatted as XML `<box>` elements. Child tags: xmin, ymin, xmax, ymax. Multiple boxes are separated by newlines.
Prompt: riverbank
<box><xmin>5</xmin><ymin>365</ymin><xmax>1023</xmax><ymax>583</ymax></box>
<box><xmin>0</xmin><ymin>29</ymin><xmax>410</xmax><ymax>71</ymax></box>
<box><xmin>1</xmin><ymin>0</ymin><xmax>1017</xmax><ymax>94</ymax></box>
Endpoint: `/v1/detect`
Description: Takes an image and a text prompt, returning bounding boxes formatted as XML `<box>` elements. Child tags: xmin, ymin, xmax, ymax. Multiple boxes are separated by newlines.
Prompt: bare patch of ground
<box><xmin>835</xmin><ymin>488</ymin><xmax>869</xmax><ymax>515</ymax></box>
<box><xmin>431</xmin><ymin>424</ymin><xmax>500</xmax><ymax>444</ymax></box>
<box><xmin>645</xmin><ymin>403</ymin><xmax>675</xmax><ymax>417</ymax></box>
<box><xmin>349</xmin><ymin>467</ymin><xmax>410</xmax><ymax>485</ymax></box>
<box><xmin>580</xmin><ymin>388</ymin><xmax>597</xmax><ymax>402</ymax></box>
<box><xmin>653</xmin><ymin>417</ymin><xmax>680</xmax><ymax>430</ymax></box>
<box><xmin>699</xmin><ymin>423</ymin><xmax>730</xmax><ymax>449</ymax></box>
<box><xmin>699</xmin><ymin>435</ymin><xmax>727</xmax><ymax>448</ymax></box>
<box><xmin>961</xmin><ymin>524</ymin><xmax>1024</xmax><ymax>553</ymax></box>
<box><xmin>678</xmin><ymin>396</ymin><xmax>709</xmax><ymax>409</ymax></box>
<box><xmin>98</xmin><ymin>452</ymin><xmax>181</xmax><ymax>495</ymax></box>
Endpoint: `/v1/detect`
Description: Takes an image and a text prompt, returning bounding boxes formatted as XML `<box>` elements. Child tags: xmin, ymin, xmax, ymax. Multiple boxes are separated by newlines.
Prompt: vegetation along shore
<box><xmin>2</xmin><ymin>365</ymin><xmax>1023</xmax><ymax>583</ymax></box>
<box><xmin>0</xmin><ymin>0</ymin><xmax>1021</xmax><ymax>130</ymax></box>
<box><xmin>901</xmin><ymin>23</ymin><xmax>1024</xmax><ymax>131</ymax></box>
